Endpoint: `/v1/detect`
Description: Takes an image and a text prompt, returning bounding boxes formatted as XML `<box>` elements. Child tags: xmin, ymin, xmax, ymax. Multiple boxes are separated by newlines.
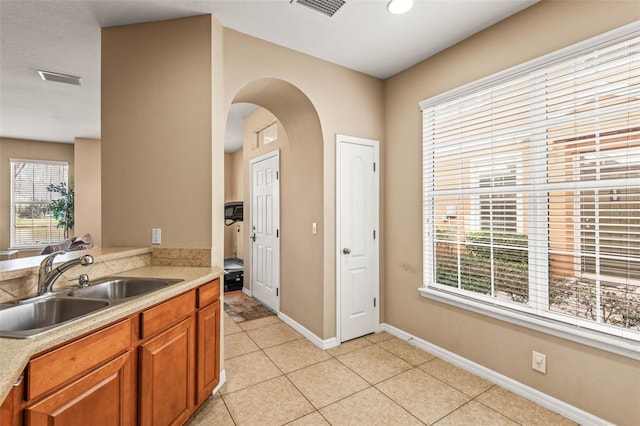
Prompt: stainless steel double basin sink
<box><xmin>0</xmin><ymin>277</ymin><xmax>183</xmax><ymax>339</ymax></box>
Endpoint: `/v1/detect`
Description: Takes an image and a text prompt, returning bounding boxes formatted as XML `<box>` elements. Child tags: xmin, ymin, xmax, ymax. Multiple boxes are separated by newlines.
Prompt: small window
<box><xmin>258</xmin><ymin>122</ymin><xmax>278</xmax><ymax>146</ymax></box>
<box><xmin>10</xmin><ymin>159</ymin><xmax>69</xmax><ymax>248</ymax></box>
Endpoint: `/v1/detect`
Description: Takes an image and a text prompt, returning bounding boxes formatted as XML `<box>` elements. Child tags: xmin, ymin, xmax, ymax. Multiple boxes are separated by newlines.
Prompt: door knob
<box><xmin>250</xmin><ymin>233</ymin><xmax>256</xmax><ymax>242</ymax></box>
<box><xmin>342</xmin><ymin>248</ymin><xmax>351</xmax><ymax>255</ymax></box>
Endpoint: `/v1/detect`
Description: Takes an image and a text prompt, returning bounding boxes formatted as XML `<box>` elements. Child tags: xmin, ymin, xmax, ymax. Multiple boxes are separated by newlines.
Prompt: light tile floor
<box><xmin>187</xmin><ymin>310</ymin><xmax>577</xmax><ymax>426</ymax></box>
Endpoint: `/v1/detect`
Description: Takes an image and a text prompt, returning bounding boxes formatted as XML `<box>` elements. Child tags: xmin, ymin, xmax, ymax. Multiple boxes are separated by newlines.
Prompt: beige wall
<box><xmin>383</xmin><ymin>2</ymin><xmax>640</xmax><ymax>424</ymax></box>
<box><xmin>0</xmin><ymin>137</ymin><xmax>74</xmax><ymax>255</ymax></box>
<box><xmin>74</xmin><ymin>138</ymin><xmax>101</xmax><ymax>247</ymax></box>
<box><xmin>224</xmin><ymin>31</ymin><xmax>385</xmax><ymax>338</ymax></box>
<box><xmin>101</xmin><ymin>15</ymin><xmax>214</xmax><ymax>249</ymax></box>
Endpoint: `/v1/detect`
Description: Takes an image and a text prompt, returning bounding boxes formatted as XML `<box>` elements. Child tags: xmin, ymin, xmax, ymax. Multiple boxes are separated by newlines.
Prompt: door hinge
<box><xmin>277</xmin><ymin>229</ymin><xmax>279</xmax><ymax>238</ymax></box>
<box><xmin>374</xmin><ymin>297</ymin><xmax>377</xmax><ymax>308</ymax></box>
<box><xmin>373</xmin><ymin>230</ymin><xmax>376</xmax><ymax>240</ymax></box>
<box><xmin>276</xmin><ymin>288</ymin><xmax>279</xmax><ymax>297</ymax></box>
<box><xmin>276</xmin><ymin>171</ymin><xmax>279</xmax><ymax>180</ymax></box>
<box><xmin>373</xmin><ymin>162</ymin><xmax>376</xmax><ymax>172</ymax></box>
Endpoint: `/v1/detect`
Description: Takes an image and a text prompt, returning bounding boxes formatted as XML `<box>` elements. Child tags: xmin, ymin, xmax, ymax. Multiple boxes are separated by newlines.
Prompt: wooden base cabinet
<box><xmin>139</xmin><ymin>317</ymin><xmax>195</xmax><ymax>426</ymax></box>
<box><xmin>24</xmin><ymin>352</ymin><xmax>134</xmax><ymax>426</ymax></box>
<box><xmin>0</xmin><ymin>278</ymin><xmax>221</xmax><ymax>426</ymax></box>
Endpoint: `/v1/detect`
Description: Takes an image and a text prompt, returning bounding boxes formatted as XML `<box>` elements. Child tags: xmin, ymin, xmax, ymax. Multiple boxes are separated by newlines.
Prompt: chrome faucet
<box><xmin>38</xmin><ymin>251</ymin><xmax>94</xmax><ymax>295</ymax></box>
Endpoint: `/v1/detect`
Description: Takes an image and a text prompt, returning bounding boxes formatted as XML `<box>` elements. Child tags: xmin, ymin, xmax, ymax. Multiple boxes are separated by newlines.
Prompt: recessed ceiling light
<box><xmin>37</xmin><ymin>70</ymin><xmax>82</xmax><ymax>86</ymax></box>
<box><xmin>387</xmin><ymin>0</ymin><xmax>413</xmax><ymax>14</ymax></box>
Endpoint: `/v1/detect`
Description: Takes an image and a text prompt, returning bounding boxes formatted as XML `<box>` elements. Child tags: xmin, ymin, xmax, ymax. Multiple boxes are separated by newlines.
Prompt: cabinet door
<box><xmin>24</xmin><ymin>352</ymin><xmax>134</xmax><ymax>426</ymax></box>
<box><xmin>196</xmin><ymin>300</ymin><xmax>220</xmax><ymax>404</ymax></box>
<box><xmin>139</xmin><ymin>316</ymin><xmax>195</xmax><ymax>426</ymax></box>
<box><xmin>1</xmin><ymin>378</ymin><xmax>23</xmax><ymax>426</ymax></box>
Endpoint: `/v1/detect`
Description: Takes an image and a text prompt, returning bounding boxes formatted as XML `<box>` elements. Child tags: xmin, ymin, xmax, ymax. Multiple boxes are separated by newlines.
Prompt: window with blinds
<box><xmin>421</xmin><ymin>24</ymin><xmax>639</xmax><ymax>341</ymax></box>
<box><xmin>10</xmin><ymin>159</ymin><xmax>69</xmax><ymax>248</ymax></box>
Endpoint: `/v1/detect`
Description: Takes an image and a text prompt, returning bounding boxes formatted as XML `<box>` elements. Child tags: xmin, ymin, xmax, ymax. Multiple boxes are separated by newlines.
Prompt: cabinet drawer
<box><xmin>197</xmin><ymin>279</ymin><xmax>220</xmax><ymax>308</ymax></box>
<box><xmin>27</xmin><ymin>318</ymin><xmax>132</xmax><ymax>401</ymax></box>
<box><xmin>25</xmin><ymin>352</ymin><xmax>134</xmax><ymax>426</ymax></box>
<box><xmin>140</xmin><ymin>290</ymin><xmax>195</xmax><ymax>339</ymax></box>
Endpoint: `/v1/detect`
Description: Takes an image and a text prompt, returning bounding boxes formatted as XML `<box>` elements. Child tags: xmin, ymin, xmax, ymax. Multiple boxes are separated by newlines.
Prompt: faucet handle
<box><xmin>39</xmin><ymin>250</ymin><xmax>65</xmax><ymax>283</ymax></box>
<box><xmin>41</xmin><ymin>250</ymin><xmax>65</xmax><ymax>269</ymax></box>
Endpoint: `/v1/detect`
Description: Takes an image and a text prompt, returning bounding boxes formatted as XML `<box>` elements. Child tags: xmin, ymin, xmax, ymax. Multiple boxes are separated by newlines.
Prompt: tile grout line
<box><xmin>334</xmin><ymin>336</ymin><xmax>492</xmax><ymax>425</ymax></box>
<box><xmin>368</xmin><ymin>336</ymin><xmax>512</xmax><ymax>424</ymax></box>
<box><xmin>280</xmin><ymin>371</ymin><xmax>331</xmax><ymax>425</ymax></box>
<box><xmin>236</xmin><ymin>318</ymin><xmax>330</xmax><ymax>425</ymax></box>
<box><xmin>223</xmin><ymin>307</ymin><xmax>324</xmax><ymax>424</ymax></box>
<box><xmin>227</xmin><ymin>318</ymin><xmax>373</xmax><ymax>424</ymax></box>
<box><xmin>322</xmin><ymin>338</ymin><xmax>435</xmax><ymax>423</ymax></box>
<box><xmin>224</xmin><ymin>323</ymin><xmax>513</xmax><ymax>425</ymax></box>
<box><xmin>467</xmin><ymin>385</ymin><xmax>527</xmax><ymax>426</ymax></box>
<box><xmin>218</xmin><ymin>393</ymin><xmax>239</xmax><ymax>426</ymax></box>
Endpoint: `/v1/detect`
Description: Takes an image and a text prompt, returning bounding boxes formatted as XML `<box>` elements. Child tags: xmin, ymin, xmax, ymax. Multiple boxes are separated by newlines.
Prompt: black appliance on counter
<box><xmin>223</xmin><ymin>257</ymin><xmax>244</xmax><ymax>292</ymax></box>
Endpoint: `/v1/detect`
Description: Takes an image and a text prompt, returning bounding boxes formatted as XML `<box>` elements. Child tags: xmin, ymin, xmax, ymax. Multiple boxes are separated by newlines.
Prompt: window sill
<box><xmin>418</xmin><ymin>286</ymin><xmax>640</xmax><ymax>361</ymax></box>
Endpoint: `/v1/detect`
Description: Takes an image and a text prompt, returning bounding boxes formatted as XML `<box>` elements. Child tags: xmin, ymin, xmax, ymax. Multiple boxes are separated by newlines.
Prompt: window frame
<box><xmin>10</xmin><ymin>158</ymin><xmax>70</xmax><ymax>250</ymax></box>
<box><xmin>419</xmin><ymin>22</ymin><xmax>640</xmax><ymax>360</ymax></box>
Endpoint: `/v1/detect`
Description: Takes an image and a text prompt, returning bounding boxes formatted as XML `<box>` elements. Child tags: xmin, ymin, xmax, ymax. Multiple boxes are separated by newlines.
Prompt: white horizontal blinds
<box><xmin>11</xmin><ymin>160</ymin><xmax>68</xmax><ymax>247</ymax></box>
<box><xmin>425</xmin><ymin>73</ymin><xmax>533</xmax><ymax>305</ymax></box>
<box><xmin>546</xmin><ymin>36</ymin><xmax>640</xmax><ymax>330</ymax></box>
<box><xmin>423</xmin><ymin>27</ymin><xmax>640</xmax><ymax>335</ymax></box>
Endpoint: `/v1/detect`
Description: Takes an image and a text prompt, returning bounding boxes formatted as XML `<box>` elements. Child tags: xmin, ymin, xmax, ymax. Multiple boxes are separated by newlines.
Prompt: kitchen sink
<box><xmin>70</xmin><ymin>277</ymin><xmax>183</xmax><ymax>300</ymax></box>
<box><xmin>0</xmin><ymin>297</ymin><xmax>110</xmax><ymax>338</ymax></box>
<box><xmin>0</xmin><ymin>277</ymin><xmax>184</xmax><ymax>339</ymax></box>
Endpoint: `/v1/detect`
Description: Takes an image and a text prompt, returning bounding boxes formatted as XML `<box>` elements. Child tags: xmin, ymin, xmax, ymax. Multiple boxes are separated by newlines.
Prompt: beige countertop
<box><xmin>0</xmin><ymin>264</ymin><xmax>223</xmax><ymax>404</ymax></box>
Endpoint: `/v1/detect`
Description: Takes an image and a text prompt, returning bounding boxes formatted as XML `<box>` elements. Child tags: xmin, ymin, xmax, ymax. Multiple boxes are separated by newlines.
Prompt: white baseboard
<box><xmin>242</xmin><ymin>287</ymin><xmax>251</xmax><ymax>297</ymax></box>
<box><xmin>379</xmin><ymin>323</ymin><xmax>612</xmax><ymax>426</ymax></box>
<box><xmin>278</xmin><ymin>312</ymin><xmax>339</xmax><ymax>350</ymax></box>
<box><xmin>211</xmin><ymin>369</ymin><xmax>226</xmax><ymax>396</ymax></box>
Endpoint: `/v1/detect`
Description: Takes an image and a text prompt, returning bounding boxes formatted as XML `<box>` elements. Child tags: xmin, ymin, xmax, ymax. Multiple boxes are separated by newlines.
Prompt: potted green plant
<box><xmin>46</xmin><ymin>182</ymin><xmax>74</xmax><ymax>239</ymax></box>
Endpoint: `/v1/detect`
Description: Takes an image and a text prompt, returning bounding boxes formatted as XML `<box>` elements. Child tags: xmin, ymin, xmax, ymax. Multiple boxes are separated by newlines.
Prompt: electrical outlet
<box><xmin>151</xmin><ymin>228</ymin><xmax>161</xmax><ymax>245</ymax></box>
<box><xmin>532</xmin><ymin>351</ymin><xmax>546</xmax><ymax>374</ymax></box>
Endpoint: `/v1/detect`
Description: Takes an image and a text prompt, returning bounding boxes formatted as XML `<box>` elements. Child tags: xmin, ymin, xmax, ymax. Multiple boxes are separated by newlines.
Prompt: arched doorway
<box><xmin>224</xmin><ymin>78</ymin><xmax>326</xmax><ymax>340</ymax></box>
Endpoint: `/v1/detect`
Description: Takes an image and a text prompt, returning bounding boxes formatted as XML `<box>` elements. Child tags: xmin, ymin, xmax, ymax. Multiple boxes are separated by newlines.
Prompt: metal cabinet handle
<box><xmin>343</xmin><ymin>248</ymin><xmax>351</xmax><ymax>255</ymax></box>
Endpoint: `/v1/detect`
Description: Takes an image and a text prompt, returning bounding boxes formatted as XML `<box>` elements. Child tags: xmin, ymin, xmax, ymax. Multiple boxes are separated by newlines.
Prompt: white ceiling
<box><xmin>0</xmin><ymin>0</ymin><xmax>538</xmax><ymax>148</ymax></box>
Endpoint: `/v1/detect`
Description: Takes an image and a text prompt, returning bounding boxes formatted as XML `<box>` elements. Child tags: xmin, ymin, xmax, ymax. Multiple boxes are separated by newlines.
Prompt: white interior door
<box><xmin>250</xmin><ymin>150</ymin><xmax>280</xmax><ymax>312</ymax></box>
<box><xmin>337</xmin><ymin>135</ymin><xmax>379</xmax><ymax>342</ymax></box>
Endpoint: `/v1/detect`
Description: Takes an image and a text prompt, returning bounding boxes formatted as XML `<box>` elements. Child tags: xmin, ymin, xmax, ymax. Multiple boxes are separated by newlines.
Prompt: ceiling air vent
<box><xmin>296</xmin><ymin>0</ymin><xmax>345</xmax><ymax>17</ymax></box>
<box><xmin>37</xmin><ymin>70</ymin><xmax>82</xmax><ymax>86</ymax></box>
